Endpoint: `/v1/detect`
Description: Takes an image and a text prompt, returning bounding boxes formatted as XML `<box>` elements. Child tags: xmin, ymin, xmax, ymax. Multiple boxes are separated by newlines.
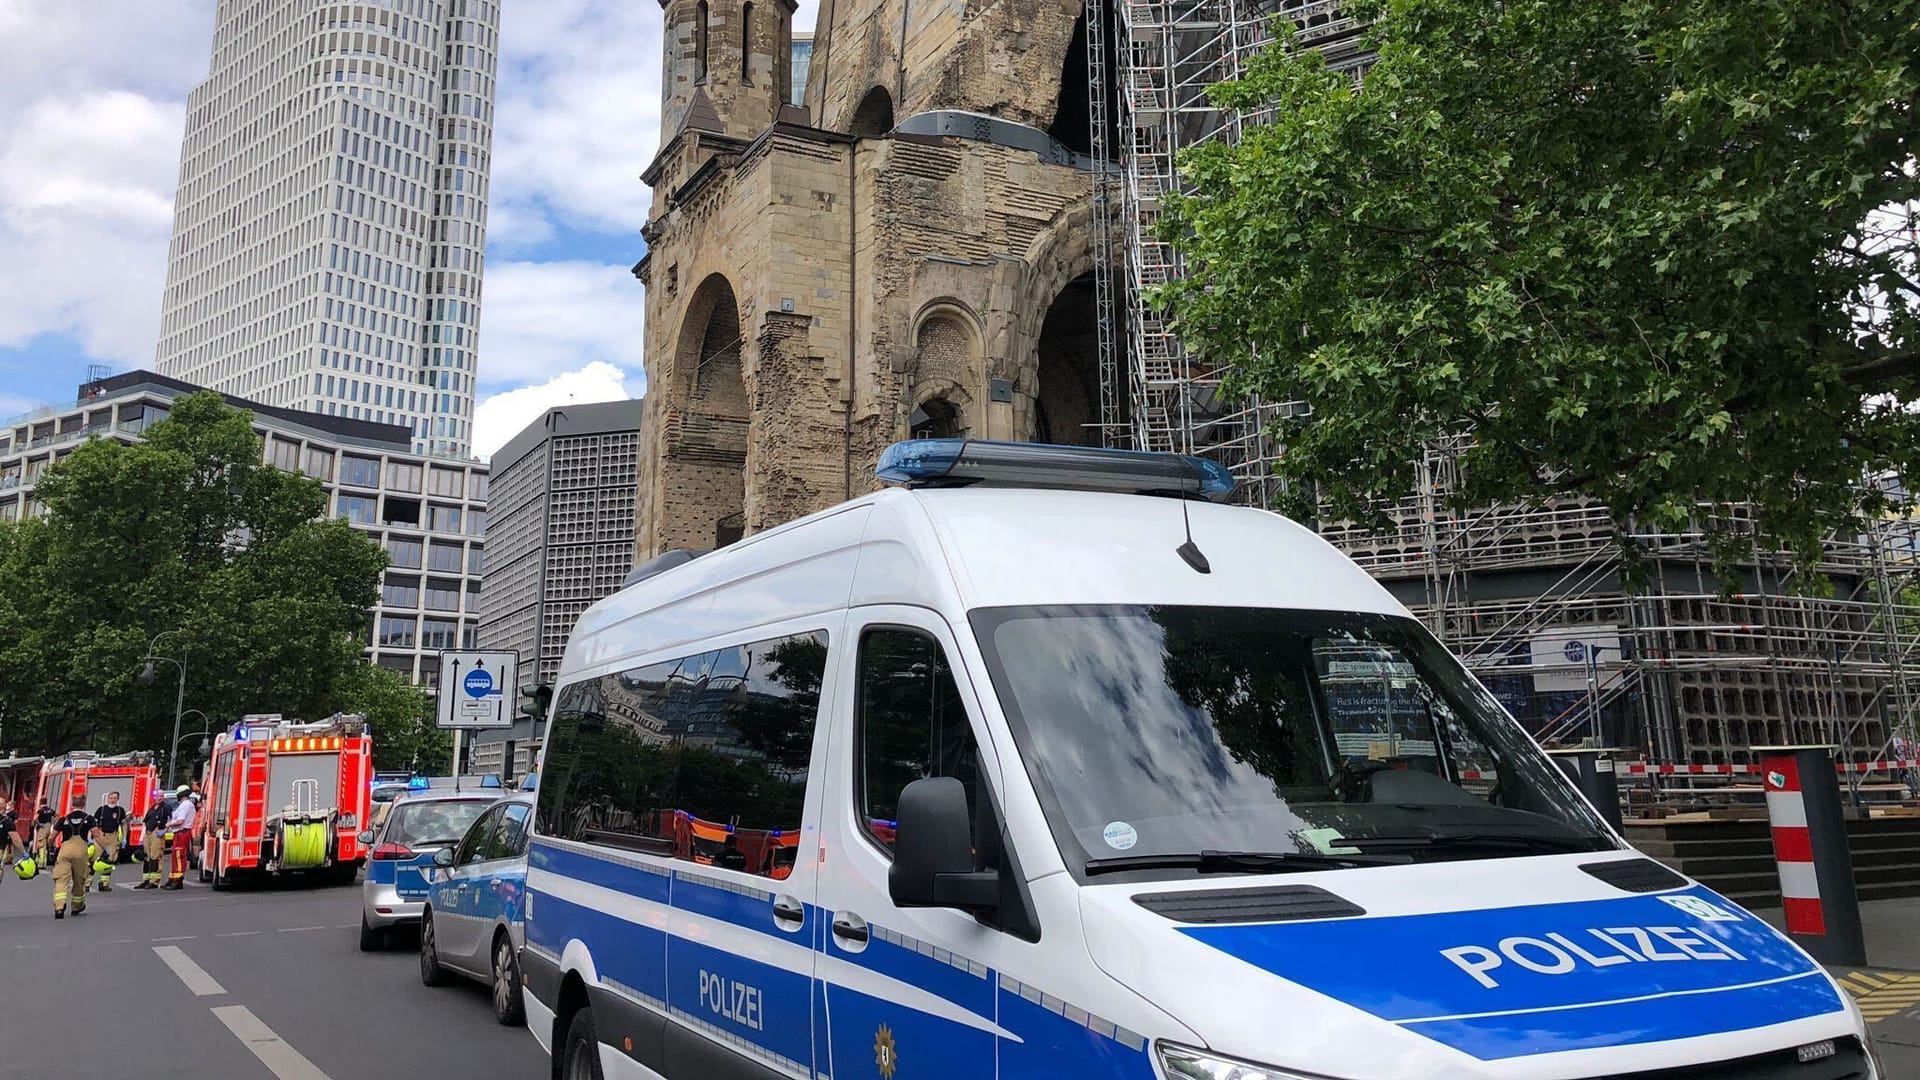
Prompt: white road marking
<box><xmin>153</xmin><ymin>934</ymin><xmax>199</xmax><ymax>942</ymax></box>
<box><xmin>277</xmin><ymin>925</ymin><xmax>325</xmax><ymax>933</ymax></box>
<box><xmin>212</xmin><ymin>1005</ymin><xmax>333</xmax><ymax>1080</ymax></box>
<box><xmin>217</xmin><ymin>930</ymin><xmax>262</xmax><ymax>938</ymax></box>
<box><xmin>153</xmin><ymin>945</ymin><xmax>227</xmax><ymax>996</ymax></box>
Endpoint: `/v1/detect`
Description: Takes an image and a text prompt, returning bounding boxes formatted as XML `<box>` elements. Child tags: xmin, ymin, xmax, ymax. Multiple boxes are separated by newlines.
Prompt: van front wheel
<box><xmin>561</xmin><ymin>1006</ymin><xmax>604</xmax><ymax>1080</ymax></box>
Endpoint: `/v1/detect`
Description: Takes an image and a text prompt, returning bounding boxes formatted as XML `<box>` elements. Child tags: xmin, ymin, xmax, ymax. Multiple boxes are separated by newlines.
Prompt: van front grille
<box><xmin>1597</xmin><ymin>1038</ymin><xmax>1870</xmax><ymax>1080</ymax></box>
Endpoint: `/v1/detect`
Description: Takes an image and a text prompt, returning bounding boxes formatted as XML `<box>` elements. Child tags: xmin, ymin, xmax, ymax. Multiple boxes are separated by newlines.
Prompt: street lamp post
<box><xmin>174</xmin><ymin>710</ymin><xmax>212</xmax><ymax>777</ymax></box>
<box><xmin>138</xmin><ymin>630</ymin><xmax>188</xmax><ymax>787</ymax></box>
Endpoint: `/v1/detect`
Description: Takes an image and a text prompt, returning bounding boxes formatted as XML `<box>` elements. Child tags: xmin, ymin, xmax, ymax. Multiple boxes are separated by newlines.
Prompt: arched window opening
<box><xmin>911</xmin><ymin>398</ymin><xmax>966</xmax><ymax>440</ymax></box>
<box><xmin>1035</xmin><ymin>272</ymin><xmax>1101</xmax><ymax>446</ymax></box>
<box><xmin>741</xmin><ymin>2</ymin><xmax>755</xmax><ymax>82</ymax></box>
<box><xmin>695</xmin><ymin>0</ymin><xmax>711</xmax><ymax>83</ymax></box>
<box><xmin>849</xmin><ymin>86</ymin><xmax>894</xmax><ymax>138</ymax></box>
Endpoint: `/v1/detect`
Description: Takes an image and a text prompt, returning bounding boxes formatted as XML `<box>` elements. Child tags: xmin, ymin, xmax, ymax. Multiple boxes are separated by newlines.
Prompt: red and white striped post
<box><xmin>1759</xmin><ymin>745</ymin><xmax>1866</xmax><ymax>966</ymax></box>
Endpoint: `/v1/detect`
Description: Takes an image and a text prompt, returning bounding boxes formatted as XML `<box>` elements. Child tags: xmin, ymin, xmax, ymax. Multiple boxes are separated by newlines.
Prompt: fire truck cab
<box><xmin>200</xmin><ymin>714</ymin><xmax>373</xmax><ymax>887</ymax></box>
<box><xmin>35</xmin><ymin>751</ymin><xmax>159</xmax><ymax>860</ymax></box>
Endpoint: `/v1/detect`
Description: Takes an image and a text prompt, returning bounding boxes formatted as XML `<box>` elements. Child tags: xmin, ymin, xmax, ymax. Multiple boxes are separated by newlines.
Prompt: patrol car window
<box><xmin>855</xmin><ymin>627</ymin><xmax>980</xmax><ymax>853</ymax></box>
<box><xmin>456</xmin><ymin>804</ymin><xmax>505</xmax><ymax>866</ymax></box>
<box><xmin>391</xmin><ymin>799</ymin><xmax>493</xmax><ymax>853</ymax></box>
<box><xmin>972</xmin><ymin>606</ymin><xmax>1613</xmax><ymax>877</ymax></box>
<box><xmin>497</xmin><ymin>803</ymin><xmax>532</xmax><ymax>858</ymax></box>
<box><xmin>537</xmin><ymin>630</ymin><xmax>827</xmax><ymax>880</ymax></box>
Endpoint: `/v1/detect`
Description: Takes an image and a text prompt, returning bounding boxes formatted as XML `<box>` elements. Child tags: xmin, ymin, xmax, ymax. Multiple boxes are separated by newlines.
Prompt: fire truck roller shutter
<box><xmin>89</xmin><ymin>776</ymin><xmax>134</xmax><ymax>809</ymax></box>
<box><xmin>266</xmin><ymin>752</ymin><xmax>344</xmax><ymax>816</ymax></box>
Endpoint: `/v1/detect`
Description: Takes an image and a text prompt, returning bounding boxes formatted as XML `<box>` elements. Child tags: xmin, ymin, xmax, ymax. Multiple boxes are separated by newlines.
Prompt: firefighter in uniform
<box><xmin>33</xmin><ymin>801</ymin><xmax>54</xmax><ymax>863</ymax></box>
<box><xmin>0</xmin><ymin>798</ymin><xmax>18</xmax><ymax>866</ymax></box>
<box><xmin>92</xmin><ymin>790</ymin><xmax>128</xmax><ymax>891</ymax></box>
<box><xmin>51</xmin><ymin>794</ymin><xmax>100</xmax><ymax>918</ymax></box>
<box><xmin>163</xmin><ymin>785</ymin><xmax>196</xmax><ymax>891</ymax></box>
<box><xmin>137</xmin><ymin>794</ymin><xmax>171</xmax><ymax>889</ymax></box>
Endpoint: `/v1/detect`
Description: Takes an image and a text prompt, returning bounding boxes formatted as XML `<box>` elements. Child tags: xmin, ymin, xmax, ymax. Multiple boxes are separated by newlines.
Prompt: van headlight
<box><xmin>1158</xmin><ymin>1043</ymin><xmax>1322</xmax><ymax>1080</ymax></box>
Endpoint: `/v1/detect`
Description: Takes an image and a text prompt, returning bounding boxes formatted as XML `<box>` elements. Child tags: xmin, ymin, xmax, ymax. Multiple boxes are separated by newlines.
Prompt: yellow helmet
<box><xmin>87</xmin><ymin>843</ymin><xmax>98</xmax><ymax>861</ymax></box>
<box><xmin>14</xmin><ymin>857</ymin><xmax>37</xmax><ymax>880</ymax></box>
<box><xmin>92</xmin><ymin>859</ymin><xmax>111</xmax><ymax>875</ymax></box>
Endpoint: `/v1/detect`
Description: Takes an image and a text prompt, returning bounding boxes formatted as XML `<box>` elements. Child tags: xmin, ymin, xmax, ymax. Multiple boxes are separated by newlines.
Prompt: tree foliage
<box><xmin>0</xmin><ymin>393</ymin><xmax>388</xmax><ymax>756</ymax></box>
<box><xmin>1158</xmin><ymin>0</ymin><xmax>1920</xmax><ymax>569</ymax></box>
<box><xmin>339</xmin><ymin>663</ymin><xmax>450</xmax><ymax>773</ymax></box>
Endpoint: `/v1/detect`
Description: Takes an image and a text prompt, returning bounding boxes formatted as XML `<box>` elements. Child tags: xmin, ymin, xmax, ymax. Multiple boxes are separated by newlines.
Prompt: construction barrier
<box><xmin>1760</xmin><ymin>746</ymin><xmax>1866</xmax><ymax>966</ymax></box>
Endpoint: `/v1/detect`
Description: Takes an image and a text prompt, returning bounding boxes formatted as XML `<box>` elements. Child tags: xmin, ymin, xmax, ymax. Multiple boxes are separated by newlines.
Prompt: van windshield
<box><xmin>970</xmin><ymin>606</ymin><xmax>1614</xmax><ymax>876</ymax></box>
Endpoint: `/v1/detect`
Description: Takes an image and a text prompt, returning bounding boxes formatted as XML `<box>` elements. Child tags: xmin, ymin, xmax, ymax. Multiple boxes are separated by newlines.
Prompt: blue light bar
<box><xmin>875</xmin><ymin>439</ymin><xmax>1236</xmax><ymax>502</ymax></box>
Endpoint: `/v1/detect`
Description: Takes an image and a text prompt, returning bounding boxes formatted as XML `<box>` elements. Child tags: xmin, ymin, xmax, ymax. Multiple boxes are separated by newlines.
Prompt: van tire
<box><xmin>560</xmin><ymin>1005</ymin><xmax>604</xmax><ymax>1080</ymax></box>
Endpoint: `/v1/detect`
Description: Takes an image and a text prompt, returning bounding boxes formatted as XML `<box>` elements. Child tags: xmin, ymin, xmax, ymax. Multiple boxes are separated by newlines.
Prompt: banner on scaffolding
<box><xmin>1526</xmin><ymin>626</ymin><xmax>1622</xmax><ymax>694</ymax></box>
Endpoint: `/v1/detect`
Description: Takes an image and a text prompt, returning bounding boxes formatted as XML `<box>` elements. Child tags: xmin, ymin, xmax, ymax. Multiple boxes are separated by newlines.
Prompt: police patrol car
<box><xmin>521</xmin><ymin>440</ymin><xmax>1882</xmax><ymax>1080</ymax></box>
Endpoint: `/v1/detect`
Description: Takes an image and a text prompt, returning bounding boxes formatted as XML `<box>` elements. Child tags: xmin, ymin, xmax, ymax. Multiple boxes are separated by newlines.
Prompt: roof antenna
<box><xmin>1176</xmin><ymin>497</ymin><xmax>1211</xmax><ymax>574</ymax></box>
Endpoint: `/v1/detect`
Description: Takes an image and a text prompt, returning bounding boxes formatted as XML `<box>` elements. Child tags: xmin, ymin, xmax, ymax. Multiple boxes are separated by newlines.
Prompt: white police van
<box><xmin>521</xmin><ymin>440</ymin><xmax>1881</xmax><ymax>1080</ymax></box>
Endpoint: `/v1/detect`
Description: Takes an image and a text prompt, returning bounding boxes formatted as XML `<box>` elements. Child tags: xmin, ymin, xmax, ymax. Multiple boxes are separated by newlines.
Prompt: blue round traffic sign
<box><xmin>463</xmin><ymin>668</ymin><xmax>494</xmax><ymax>698</ymax></box>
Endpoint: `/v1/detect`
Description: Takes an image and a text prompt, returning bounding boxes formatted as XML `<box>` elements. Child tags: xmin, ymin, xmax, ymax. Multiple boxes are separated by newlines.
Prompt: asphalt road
<box><xmin>0</xmin><ymin>862</ymin><xmax>546</xmax><ymax>1080</ymax></box>
<box><xmin>6</xmin><ymin>860</ymin><xmax>1918</xmax><ymax>1079</ymax></box>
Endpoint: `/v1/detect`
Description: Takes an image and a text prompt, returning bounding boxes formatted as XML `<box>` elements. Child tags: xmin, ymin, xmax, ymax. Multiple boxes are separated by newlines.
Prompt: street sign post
<box><xmin>436</xmin><ymin>651</ymin><xmax>518</xmax><ymax>780</ymax></box>
<box><xmin>435</xmin><ymin>651</ymin><xmax>518</xmax><ymax>731</ymax></box>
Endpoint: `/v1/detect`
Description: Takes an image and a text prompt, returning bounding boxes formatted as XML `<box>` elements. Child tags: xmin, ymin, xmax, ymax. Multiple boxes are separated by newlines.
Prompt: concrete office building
<box><xmin>0</xmin><ymin>371</ymin><xmax>489</xmax><ymax>686</ymax></box>
<box><xmin>472</xmin><ymin>402</ymin><xmax>642</xmax><ymax>780</ymax></box>
<box><xmin>153</xmin><ymin>0</ymin><xmax>501</xmax><ymax>458</ymax></box>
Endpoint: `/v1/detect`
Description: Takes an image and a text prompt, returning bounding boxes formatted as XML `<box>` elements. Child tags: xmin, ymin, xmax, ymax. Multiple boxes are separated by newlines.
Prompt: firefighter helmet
<box><xmin>92</xmin><ymin>859</ymin><xmax>111</xmax><ymax>875</ymax></box>
<box><xmin>14</xmin><ymin>857</ymin><xmax>37</xmax><ymax>880</ymax></box>
<box><xmin>87</xmin><ymin>843</ymin><xmax>98</xmax><ymax>861</ymax></box>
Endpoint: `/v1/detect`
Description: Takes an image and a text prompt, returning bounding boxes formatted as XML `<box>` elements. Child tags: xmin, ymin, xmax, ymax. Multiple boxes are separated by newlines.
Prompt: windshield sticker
<box><xmin>1179</xmin><ymin>887</ymin><xmax>1843</xmax><ymax>1061</ymax></box>
<box><xmin>1297</xmin><ymin>828</ymin><xmax>1360</xmax><ymax>855</ymax></box>
<box><xmin>1101</xmin><ymin>821</ymin><xmax>1139</xmax><ymax>851</ymax></box>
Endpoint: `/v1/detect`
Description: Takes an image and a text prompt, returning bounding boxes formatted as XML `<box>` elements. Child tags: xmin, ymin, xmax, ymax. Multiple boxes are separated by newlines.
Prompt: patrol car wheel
<box><xmin>358</xmin><ymin>914</ymin><xmax>386</xmax><ymax>952</ymax></box>
<box><xmin>561</xmin><ymin>1007</ymin><xmax>604</xmax><ymax>1080</ymax></box>
<box><xmin>419</xmin><ymin>910</ymin><xmax>450</xmax><ymax>986</ymax></box>
<box><xmin>491</xmin><ymin>934</ymin><xmax>525</xmax><ymax>1027</ymax></box>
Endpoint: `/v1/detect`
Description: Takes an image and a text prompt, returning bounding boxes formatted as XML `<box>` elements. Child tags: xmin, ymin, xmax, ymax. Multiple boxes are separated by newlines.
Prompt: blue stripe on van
<box><xmin>1403</xmin><ymin>972</ymin><xmax>1842</xmax><ymax>1061</ymax></box>
<box><xmin>1180</xmin><ymin>886</ymin><xmax>1845</xmax><ymax>1060</ymax></box>
<box><xmin>530</xmin><ymin>841</ymin><xmax>672</xmax><ymax>906</ymax></box>
<box><xmin>526</xmin><ymin>887</ymin><xmax>671</xmax><ymax>1007</ymax></box>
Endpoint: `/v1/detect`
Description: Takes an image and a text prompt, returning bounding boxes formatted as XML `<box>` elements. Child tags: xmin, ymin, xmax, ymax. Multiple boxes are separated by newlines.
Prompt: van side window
<box><xmin>855</xmin><ymin>627</ymin><xmax>979</xmax><ymax>853</ymax></box>
<box><xmin>536</xmin><ymin>630</ymin><xmax>828</xmax><ymax>880</ymax></box>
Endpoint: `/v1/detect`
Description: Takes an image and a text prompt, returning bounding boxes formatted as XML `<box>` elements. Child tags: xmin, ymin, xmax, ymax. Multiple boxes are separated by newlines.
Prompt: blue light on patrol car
<box><xmin>875</xmin><ymin>439</ymin><xmax>1236</xmax><ymax>502</ymax></box>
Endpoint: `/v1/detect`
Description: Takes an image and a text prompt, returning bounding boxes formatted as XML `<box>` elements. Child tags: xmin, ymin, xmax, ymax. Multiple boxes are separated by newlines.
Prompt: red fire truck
<box><xmin>199</xmin><ymin>714</ymin><xmax>372</xmax><ymax>887</ymax></box>
<box><xmin>34</xmin><ymin>752</ymin><xmax>160</xmax><ymax>860</ymax></box>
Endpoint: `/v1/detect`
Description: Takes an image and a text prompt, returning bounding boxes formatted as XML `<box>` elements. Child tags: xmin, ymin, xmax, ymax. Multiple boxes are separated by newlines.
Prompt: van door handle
<box><xmin>771</xmin><ymin>894</ymin><xmax>805</xmax><ymax>931</ymax></box>
<box><xmin>831</xmin><ymin>912</ymin><xmax>870</xmax><ymax>952</ymax></box>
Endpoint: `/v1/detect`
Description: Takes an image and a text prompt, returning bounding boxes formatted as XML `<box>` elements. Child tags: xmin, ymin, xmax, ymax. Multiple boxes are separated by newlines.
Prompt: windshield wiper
<box><xmin>1340</xmin><ymin>832</ymin><xmax>1606</xmax><ymax>854</ymax></box>
<box><xmin>1083</xmin><ymin>848</ymin><xmax>1410</xmax><ymax>876</ymax></box>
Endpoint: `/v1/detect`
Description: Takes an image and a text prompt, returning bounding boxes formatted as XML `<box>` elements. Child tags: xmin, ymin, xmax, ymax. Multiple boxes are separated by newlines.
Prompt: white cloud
<box><xmin>0</xmin><ymin>2</ymin><xmax>213</xmax><ymax>367</ymax></box>
<box><xmin>479</xmin><ymin>260</ymin><xmax>647</xmax><ymax>388</ymax></box>
<box><xmin>472</xmin><ymin>362</ymin><xmax>638</xmax><ymax>459</ymax></box>
<box><xmin>490</xmin><ymin>0</ymin><xmax>665</xmax><ymax>244</ymax></box>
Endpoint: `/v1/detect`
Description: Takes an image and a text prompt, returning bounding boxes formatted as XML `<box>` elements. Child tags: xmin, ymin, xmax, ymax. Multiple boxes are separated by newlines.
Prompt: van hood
<box><xmin>1079</xmin><ymin>854</ymin><xmax>1859</xmax><ymax>1079</ymax></box>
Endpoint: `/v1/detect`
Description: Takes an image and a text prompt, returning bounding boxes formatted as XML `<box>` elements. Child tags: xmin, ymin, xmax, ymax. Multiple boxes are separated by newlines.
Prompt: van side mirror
<box><xmin>432</xmin><ymin>847</ymin><xmax>456</xmax><ymax>868</ymax></box>
<box><xmin>888</xmin><ymin>778</ymin><xmax>998</xmax><ymax>914</ymax></box>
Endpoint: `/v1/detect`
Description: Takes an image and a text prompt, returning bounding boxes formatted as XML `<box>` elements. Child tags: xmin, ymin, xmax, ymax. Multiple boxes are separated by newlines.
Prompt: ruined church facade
<box><xmin>632</xmin><ymin>0</ymin><xmax>1112</xmax><ymax>556</ymax></box>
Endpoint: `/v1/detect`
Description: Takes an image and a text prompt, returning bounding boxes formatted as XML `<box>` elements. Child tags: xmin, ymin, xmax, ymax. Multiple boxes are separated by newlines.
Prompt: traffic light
<box><xmin>519</xmin><ymin>682</ymin><xmax>553</xmax><ymax>722</ymax></box>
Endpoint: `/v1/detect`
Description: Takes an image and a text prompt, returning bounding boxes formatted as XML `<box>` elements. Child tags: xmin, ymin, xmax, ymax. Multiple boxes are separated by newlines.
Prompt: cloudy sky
<box><xmin>0</xmin><ymin>0</ymin><xmax>814</xmax><ymax>457</ymax></box>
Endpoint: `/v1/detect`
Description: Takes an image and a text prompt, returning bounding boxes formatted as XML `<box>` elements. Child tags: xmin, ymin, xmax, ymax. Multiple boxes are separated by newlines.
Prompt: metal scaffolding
<box><xmin>1090</xmin><ymin>0</ymin><xmax>1920</xmax><ymax>774</ymax></box>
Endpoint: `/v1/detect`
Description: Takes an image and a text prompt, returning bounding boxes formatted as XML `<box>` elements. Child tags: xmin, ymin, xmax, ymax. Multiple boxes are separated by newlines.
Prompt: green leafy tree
<box><xmin>1159</xmin><ymin>0</ymin><xmax>1920</xmax><ymax>569</ymax></box>
<box><xmin>339</xmin><ymin>664</ymin><xmax>450</xmax><ymax>773</ymax></box>
<box><xmin>0</xmin><ymin>392</ymin><xmax>387</xmax><ymax>755</ymax></box>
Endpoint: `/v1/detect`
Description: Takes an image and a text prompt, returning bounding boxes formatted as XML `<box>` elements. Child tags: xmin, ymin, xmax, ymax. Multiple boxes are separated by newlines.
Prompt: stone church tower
<box><xmin>633</xmin><ymin>0</ymin><xmax>1110</xmax><ymax>556</ymax></box>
